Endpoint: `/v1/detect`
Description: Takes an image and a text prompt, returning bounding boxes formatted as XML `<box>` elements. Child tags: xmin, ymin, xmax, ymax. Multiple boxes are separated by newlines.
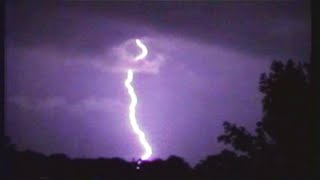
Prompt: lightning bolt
<box><xmin>134</xmin><ymin>39</ymin><xmax>148</xmax><ymax>61</ymax></box>
<box><xmin>124</xmin><ymin>39</ymin><xmax>152</xmax><ymax>161</ymax></box>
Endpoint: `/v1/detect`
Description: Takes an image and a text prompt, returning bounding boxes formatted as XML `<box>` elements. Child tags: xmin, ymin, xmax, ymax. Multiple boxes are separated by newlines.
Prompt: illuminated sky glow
<box><xmin>5</xmin><ymin>2</ymin><xmax>310</xmax><ymax>166</ymax></box>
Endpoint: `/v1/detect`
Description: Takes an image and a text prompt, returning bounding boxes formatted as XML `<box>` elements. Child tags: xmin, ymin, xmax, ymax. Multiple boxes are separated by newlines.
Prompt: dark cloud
<box><xmin>6</xmin><ymin>1</ymin><xmax>310</xmax><ymax>59</ymax></box>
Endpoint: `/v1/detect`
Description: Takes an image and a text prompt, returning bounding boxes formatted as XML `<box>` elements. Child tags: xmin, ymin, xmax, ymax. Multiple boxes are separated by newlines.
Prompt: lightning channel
<box><xmin>124</xmin><ymin>39</ymin><xmax>152</xmax><ymax>161</ymax></box>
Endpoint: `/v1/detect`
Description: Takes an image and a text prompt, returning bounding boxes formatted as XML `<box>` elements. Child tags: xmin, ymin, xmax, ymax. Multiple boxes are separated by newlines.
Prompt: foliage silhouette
<box><xmin>193</xmin><ymin>149</ymin><xmax>250</xmax><ymax>180</ymax></box>
<box><xmin>217</xmin><ymin>59</ymin><xmax>313</xmax><ymax>179</ymax></box>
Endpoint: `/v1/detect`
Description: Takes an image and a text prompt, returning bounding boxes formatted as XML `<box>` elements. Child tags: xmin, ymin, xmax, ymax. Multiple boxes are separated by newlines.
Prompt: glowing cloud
<box><xmin>124</xmin><ymin>39</ymin><xmax>152</xmax><ymax>160</ymax></box>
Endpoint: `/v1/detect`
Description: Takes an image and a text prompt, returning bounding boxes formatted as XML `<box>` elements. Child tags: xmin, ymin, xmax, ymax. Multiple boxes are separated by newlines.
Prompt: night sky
<box><xmin>5</xmin><ymin>1</ymin><xmax>310</xmax><ymax>165</ymax></box>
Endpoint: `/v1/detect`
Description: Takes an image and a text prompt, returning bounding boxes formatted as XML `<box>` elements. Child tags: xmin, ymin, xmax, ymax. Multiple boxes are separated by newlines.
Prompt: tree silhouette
<box><xmin>218</xmin><ymin>59</ymin><xmax>313</xmax><ymax>179</ymax></box>
<box><xmin>259</xmin><ymin>59</ymin><xmax>313</xmax><ymax>178</ymax></box>
<box><xmin>139</xmin><ymin>155</ymin><xmax>191</xmax><ymax>180</ymax></box>
<box><xmin>193</xmin><ymin>149</ymin><xmax>250</xmax><ymax>180</ymax></box>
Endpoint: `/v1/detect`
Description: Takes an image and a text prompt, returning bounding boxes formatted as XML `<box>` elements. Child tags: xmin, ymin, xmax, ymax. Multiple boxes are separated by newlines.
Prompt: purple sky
<box><xmin>5</xmin><ymin>1</ymin><xmax>310</xmax><ymax>165</ymax></box>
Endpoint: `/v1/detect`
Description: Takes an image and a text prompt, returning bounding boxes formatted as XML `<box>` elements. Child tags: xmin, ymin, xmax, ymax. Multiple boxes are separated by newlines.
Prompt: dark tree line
<box><xmin>2</xmin><ymin>59</ymin><xmax>315</xmax><ymax>180</ymax></box>
<box><xmin>216</xmin><ymin>59</ymin><xmax>314</xmax><ymax>179</ymax></box>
